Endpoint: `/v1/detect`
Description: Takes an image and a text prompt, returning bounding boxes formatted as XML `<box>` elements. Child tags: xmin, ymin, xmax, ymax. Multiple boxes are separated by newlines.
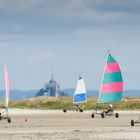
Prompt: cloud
<box><xmin>0</xmin><ymin>0</ymin><xmax>140</xmax><ymax>18</ymax></box>
<box><xmin>0</xmin><ymin>0</ymin><xmax>40</xmax><ymax>12</ymax></box>
<box><xmin>0</xmin><ymin>0</ymin><xmax>140</xmax><ymax>34</ymax></box>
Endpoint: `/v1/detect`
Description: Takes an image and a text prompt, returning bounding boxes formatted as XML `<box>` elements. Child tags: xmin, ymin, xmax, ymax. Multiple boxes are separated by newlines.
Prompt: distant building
<box><xmin>36</xmin><ymin>75</ymin><xmax>62</xmax><ymax>97</ymax></box>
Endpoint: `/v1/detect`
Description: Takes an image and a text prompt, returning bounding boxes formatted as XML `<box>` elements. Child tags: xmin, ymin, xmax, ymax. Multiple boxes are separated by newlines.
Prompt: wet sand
<box><xmin>0</xmin><ymin>109</ymin><xmax>140</xmax><ymax>140</ymax></box>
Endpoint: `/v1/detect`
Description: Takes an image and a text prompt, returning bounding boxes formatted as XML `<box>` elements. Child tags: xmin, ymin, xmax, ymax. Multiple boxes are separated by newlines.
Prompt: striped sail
<box><xmin>98</xmin><ymin>52</ymin><xmax>123</xmax><ymax>103</ymax></box>
<box><xmin>3</xmin><ymin>64</ymin><xmax>9</xmax><ymax>108</ymax></box>
<box><xmin>73</xmin><ymin>77</ymin><xmax>87</xmax><ymax>103</ymax></box>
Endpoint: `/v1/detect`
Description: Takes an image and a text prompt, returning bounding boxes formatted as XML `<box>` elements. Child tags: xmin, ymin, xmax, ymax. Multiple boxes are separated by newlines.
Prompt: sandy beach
<box><xmin>0</xmin><ymin>109</ymin><xmax>140</xmax><ymax>140</ymax></box>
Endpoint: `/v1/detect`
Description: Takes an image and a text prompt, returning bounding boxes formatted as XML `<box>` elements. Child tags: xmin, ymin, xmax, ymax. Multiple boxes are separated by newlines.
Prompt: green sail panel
<box><xmin>103</xmin><ymin>72</ymin><xmax>123</xmax><ymax>84</ymax></box>
<box><xmin>107</xmin><ymin>54</ymin><xmax>116</xmax><ymax>63</ymax></box>
<box><xmin>98</xmin><ymin>92</ymin><xmax>122</xmax><ymax>103</ymax></box>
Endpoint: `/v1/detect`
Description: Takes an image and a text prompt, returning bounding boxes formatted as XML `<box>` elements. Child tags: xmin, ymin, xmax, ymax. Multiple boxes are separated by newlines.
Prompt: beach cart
<box><xmin>91</xmin><ymin>50</ymin><xmax>123</xmax><ymax>118</ymax></box>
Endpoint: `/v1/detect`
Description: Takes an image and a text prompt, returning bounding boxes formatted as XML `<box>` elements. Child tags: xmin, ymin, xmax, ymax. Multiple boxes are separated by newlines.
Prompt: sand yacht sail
<box><xmin>0</xmin><ymin>64</ymin><xmax>11</xmax><ymax>123</ymax></box>
<box><xmin>91</xmin><ymin>50</ymin><xmax>123</xmax><ymax>118</ymax></box>
<box><xmin>98</xmin><ymin>50</ymin><xmax>123</xmax><ymax>103</ymax></box>
<box><xmin>73</xmin><ymin>77</ymin><xmax>87</xmax><ymax>112</ymax></box>
<box><xmin>73</xmin><ymin>77</ymin><xmax>87</xmax><ymax>104</ymax></box>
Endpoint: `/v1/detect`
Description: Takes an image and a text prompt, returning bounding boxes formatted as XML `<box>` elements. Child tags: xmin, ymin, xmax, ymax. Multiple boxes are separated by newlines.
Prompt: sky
<box><xmin>0</xmin><ymin>0</ymin><xmax>140</xmax><ymax>90</ymax></box>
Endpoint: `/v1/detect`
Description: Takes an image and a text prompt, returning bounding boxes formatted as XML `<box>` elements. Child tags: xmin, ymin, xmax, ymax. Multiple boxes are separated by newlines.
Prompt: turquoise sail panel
<box><xmin>103</xmin><ymin>72</ymin><xmax>123</xmax><ymax>84</ymax></box>
<box><xmin>98</xmin><ymin>92</ymin><xmax>122</xmax><ymax>103</ymax></box>
<box><xmin>107</xmin><ymin>54</ymin><xmax>116</xmax><ymax>63</ymax></box>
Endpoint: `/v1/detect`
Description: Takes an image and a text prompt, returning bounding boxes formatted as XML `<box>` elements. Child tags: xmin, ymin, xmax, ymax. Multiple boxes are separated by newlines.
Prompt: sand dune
<box><xmin>0</xmin><ymin>109</ymin><xmax>140</xmax><ymax>140</ymax></box>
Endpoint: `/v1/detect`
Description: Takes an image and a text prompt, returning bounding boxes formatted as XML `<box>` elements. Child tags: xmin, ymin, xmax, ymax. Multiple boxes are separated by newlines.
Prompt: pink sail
<box><xmin>101</xmin><ymin>82</ymin><xmax>123</xmax><ymax>93</ymax></box>
<box><xmin>4</xmin><ymin>64</ymin><xmax>9</xmax><ymax>103</ymax></box>
<box><xmin>105</xmin><ymin>62</ymin><xmax>120</xmax><ymax>74</ymax></box>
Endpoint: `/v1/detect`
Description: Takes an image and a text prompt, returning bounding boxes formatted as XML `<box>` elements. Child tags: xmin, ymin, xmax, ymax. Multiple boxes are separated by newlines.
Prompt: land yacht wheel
<box><xmin>91</xmin><ymin>113</ymin><xmax>94</xmax><ymax>118</ymax></box>
<box><xmin>63</xmin><ymin>109</ymin><xmax>67</xmax><ymax>113</ymax></box>
<box><xmin>101</xmin><ymin>113</ymin><xmax>105</xmax><ymax>118</ymax></box>
<box><xmin>131</xmin><ymin>120</ymin><xmax>134</xmax><ymax>126</ymax></box>
<box><xmin>7</xmin><ymin>117</ymin><xmax>11</xmax><ymax>123</ymax></box>
<box><xmin>115</xmin><ymin>113</ymin><xmax>119</xmax><ymax>118</ymax></box>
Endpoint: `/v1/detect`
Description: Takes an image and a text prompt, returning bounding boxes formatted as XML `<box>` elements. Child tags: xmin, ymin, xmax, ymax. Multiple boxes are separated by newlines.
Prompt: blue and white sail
<box><xmin>73</xmin><ymin>77</ymin><xmax>87</xmax><ymax>103</ymax></box>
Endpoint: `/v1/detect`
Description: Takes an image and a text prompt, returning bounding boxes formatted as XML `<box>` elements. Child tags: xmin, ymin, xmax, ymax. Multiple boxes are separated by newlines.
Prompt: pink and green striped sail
<box><xmin>98</xmin><ymin>52</ymin><xmax>123</xmax><ymax>103</ymax></box>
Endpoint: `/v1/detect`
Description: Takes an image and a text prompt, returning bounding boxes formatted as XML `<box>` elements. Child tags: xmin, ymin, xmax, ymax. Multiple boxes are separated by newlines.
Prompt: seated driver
<box><xmin>75</xmin><ymin>104</ymin><xmax>82</xmax><ymax>112</ymax></box>
<box><xmin>105</xmin><ymin>104</ymin><xmax>113</xmax><ymax>114</ymax></box>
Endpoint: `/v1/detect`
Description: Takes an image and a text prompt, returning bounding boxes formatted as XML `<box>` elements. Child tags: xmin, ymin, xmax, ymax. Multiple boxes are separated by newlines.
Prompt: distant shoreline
<box><xmin>1</xmin><ymin>89</ymin><xmax>140</xmax><ymax>101</ymax></box>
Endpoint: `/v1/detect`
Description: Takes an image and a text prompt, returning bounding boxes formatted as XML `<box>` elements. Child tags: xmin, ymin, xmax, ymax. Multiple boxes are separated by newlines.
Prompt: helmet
<box><xmin>109</xmin><ymin>104</ymin><xmax>112</xmax><ymax>107</ymax></box>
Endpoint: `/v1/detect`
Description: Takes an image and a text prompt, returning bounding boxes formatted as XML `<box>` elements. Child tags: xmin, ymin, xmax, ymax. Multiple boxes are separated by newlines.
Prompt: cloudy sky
<box><xmin>0</xmin><ymin>0</ymin><xmax>140</xmax><ymax>90</ymax></box>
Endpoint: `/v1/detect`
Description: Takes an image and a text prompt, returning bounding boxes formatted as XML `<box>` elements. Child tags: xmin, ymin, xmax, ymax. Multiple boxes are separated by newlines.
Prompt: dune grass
<box><xmin>9</xmin><ymin>96</ymin><xmax>74</xmax><ymax>110</ymax></box>
<box><xmin>8</xmin><ymin>96</ymin><xmax>140</xmax><ymax>110</ymax></box>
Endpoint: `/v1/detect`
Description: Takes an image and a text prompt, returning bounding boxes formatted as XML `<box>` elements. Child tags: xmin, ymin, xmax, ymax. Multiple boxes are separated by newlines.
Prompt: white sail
<box><xmin>3</xmin><ymin>64</ymin><xmax>9</xmax><ymax>108</ymax></box>
<box><xmin>73</xmin><ymin>77</ymin><xmax>87</xmax><ymax>103</ymax></box>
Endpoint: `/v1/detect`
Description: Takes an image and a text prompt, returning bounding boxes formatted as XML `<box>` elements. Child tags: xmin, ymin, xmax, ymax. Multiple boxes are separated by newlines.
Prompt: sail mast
<box><xmin>98</xmin><ymin>49</ymin><xmax>110</xmax><ymax>103</ymax></box>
